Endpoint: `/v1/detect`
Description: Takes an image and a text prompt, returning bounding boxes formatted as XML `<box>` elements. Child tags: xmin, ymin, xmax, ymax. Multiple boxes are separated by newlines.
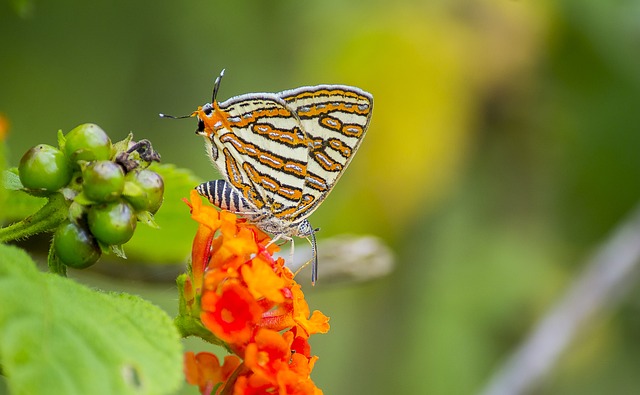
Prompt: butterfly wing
<box><xmin>203</xmin><ymin>93</ymin><xmax>311</xmax><ymax>218</ymax></box>
<box><xmin>279</xmin><ymin>85</ymin><xmax>373</xmax><ymax>220</ymax></box>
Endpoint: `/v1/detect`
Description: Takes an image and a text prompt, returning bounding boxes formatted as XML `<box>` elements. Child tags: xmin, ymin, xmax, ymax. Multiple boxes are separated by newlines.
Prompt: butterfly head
<box><xmin>160</xmin><ymin>69</ymin><xmax>227</xmax><ymax>139</ymax></box>
<box><xmin>192</xmin><ymin>101</ymin><xmax>227</xmax><ymax>140</ymax></box>
<box><xmin>193</xmin><ymin>103</ymin><xmax>212</xmax><ymax>134</ymax></box>
<box><xmin>193</xmin><ymin>69</ymin><xmax>227</xmax><ymax>138</ymax></box>
<box><xmin>294</xmin><ymin>220</ymin><xmax>315</xmax><ymax>238</ymax></box>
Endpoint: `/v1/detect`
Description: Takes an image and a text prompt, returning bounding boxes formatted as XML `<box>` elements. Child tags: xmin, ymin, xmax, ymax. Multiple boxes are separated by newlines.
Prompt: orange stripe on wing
<box><xmin>309</xmin><ymin>137</ymin><xmax>343</xmax><ymax>172</ymax></box>
<box><xmin>227</xmin><ymin>107</ymin><xmax>293</xmax><ymax>129</ymax></box>
<box><xmin>243</xmin><ymin>163</ymin><xmax>303</xmax><ymax>202</ymax></box>
<box><xmin>297</xmin><ymin>101</ymin><xmax>370</xmax><ymax>118</ymax></box>
<box><xmin>251</xmin><ymin>123</ymin><xmax>308</xmax><ymax>147</ymax></box>
<box><xmin>274</xmin><ymin>194</ymin><xmax>316</xmax><ymax>219</ymax></box>
<box><xmin>327</xmin><ymin>138</ymin><xmax>352</xmax><ymax>159</ymax></box>
<box><xmin>220</xmin><ymin>133</ymin><xmax>307</xmax><ymax>178</ymax></box>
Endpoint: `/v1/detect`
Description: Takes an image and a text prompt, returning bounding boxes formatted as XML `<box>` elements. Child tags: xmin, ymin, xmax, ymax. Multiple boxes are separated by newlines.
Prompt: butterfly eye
<box><xmin>203</xmin><ymin>104</ymin><xmax>213</xmax><ymax>116</ymax></box>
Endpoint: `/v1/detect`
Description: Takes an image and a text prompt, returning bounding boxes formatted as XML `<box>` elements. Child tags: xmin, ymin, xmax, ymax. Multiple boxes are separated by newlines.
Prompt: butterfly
<box><xmin>162</xmin><ymin>70</ymin><xmax>373</xmax><ymax>283</ymax></box>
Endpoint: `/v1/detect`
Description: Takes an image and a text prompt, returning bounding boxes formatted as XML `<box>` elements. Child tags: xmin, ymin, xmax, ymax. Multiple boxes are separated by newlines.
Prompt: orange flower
<box><xmin>189</xmin><ymin>190</ymin><xmax>223</xmax><ymax>232</ymax></box>
<box><xmin>210</xmin><ymin>226</ymin><xmax>258</xmax><ymax>270</ymax></box>
<box><xmin>241</xmin><ymin>329</ymin><xmax>322</xmax><ymax>395</ymax></box>
<box><xmin>241</xmin><ymin>257</ymin><xmax>286</xmax><ymax>303</ymax></box>
<box><xmin>181</xmin><ymin>191</ymin><xmax>328</xmax><ymax>395</ymax></box>
<box><xmin>186</xmin><ymin>190</ymin><xmax>222</xmax><ymax>291</ymax></box>
<box><xmin>244</xmin><ymin>329</ymin><xmax>291</xmax><ymax>383</ymax></box>
<box><xmin>277</xmin><ymin>364</ymin><xmax>323</xmax><ymax>395</ymax></box>
<box><xmin>289</xmin><ymin>330</ymin><xmax>312</xmax><ymax>359</ymax></box>
<box><xmin>190</xmin><ymin>218</ymin><xmax>216</xmax><ymax>292</ymax></box>
<box><xmin>233</xmin><ymin>368</ymin><xmax>322</xmax><ymax>395</ymax></box>
<box><xmin>184</xmin><ymin>352</ymin><xmax>241</xmax><ymax>395</ymax></box>
<box><xmin>201</xmin><ymin>281</ymin><xmax>263</xmax><ymax>345</ymax></box>
<box><xmin>289</xmin><ymin>284</ymin><xmax>330</xmax><ymax>338</ymax></box>
<box><xmin>259</xmin><ymin>284</ymin><xmax>330</xmax><ymax>338</ymax></box>
<box><xmin>233</xmin><ymin>374</ymin><xmax>272</xmax><ymax>395</ymax></box>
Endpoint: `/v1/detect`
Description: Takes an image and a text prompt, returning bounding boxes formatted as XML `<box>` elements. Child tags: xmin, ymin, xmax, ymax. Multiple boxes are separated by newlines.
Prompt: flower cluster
<box><xmin>179</xmin><ymin>190</ymin><xmax>329</xmax><ymax>394</ymax></box>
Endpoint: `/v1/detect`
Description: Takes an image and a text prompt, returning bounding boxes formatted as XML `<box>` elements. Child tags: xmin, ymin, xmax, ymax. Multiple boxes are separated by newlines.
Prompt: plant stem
<box><xmin>478</xmin><ymin>203</ymin><xmax>640</xmax><ymax>395</ymax></box>
<box><xmin>0</xmin><ymin>192</ymin><xmax>69</xmax><ymax>243</ymax></box>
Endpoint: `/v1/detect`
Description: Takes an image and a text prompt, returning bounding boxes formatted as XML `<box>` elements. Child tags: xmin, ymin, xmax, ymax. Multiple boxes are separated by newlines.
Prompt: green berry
<box><xmin>82</xmin><ymin>160</ymin><xmax>125</xmax><ymax>202</ymax></box>
<box><xmin>88</xmin><ymin>200</ymin><xmax>137</xmax><ymax>245</ymax></box>
<box><xmin>64</xmin><ymin>123</ymin><xmax>112</xmax><ymax>165</ymax></box>
<box><xmin>19</xmin><ymin>144</ymin><xmax>72</xmax><ymax>192</ymax></box>
<box><xmin>123</xmin><ymin>169</ymin><xmax>164</xmax><ymax>213</ymax></box>
<box><xmin>53</xmin><ymin>222</ymin><xmax>102</xmax><ymax>268</ymax></box>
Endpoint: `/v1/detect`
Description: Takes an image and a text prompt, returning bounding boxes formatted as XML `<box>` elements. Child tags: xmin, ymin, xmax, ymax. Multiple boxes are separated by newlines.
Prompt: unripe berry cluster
<box><xmin>17</xmin><ymin>124</ymin><xmax>164</xmax><ymax>269</ymax></box>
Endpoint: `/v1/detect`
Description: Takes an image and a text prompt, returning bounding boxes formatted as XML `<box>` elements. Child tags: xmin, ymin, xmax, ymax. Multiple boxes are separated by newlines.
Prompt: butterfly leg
<box><xmin>290</xmin><ymin>234</ymin><xmax>319</xmax><ymax>284</ymax></box>
<box><xmin>289</xmin><ymin>237</ymin><xmax>295</xmax><ymax>269</ymax></box>
<box><xmin>265</xmin><ymin>234</ymin><xmax>283</xmax><ymax>248</ymax></box>
<box><xmin>266</xmin><ymin>234</ymin><xmax>295</xmax><ymax>261</ymax></box>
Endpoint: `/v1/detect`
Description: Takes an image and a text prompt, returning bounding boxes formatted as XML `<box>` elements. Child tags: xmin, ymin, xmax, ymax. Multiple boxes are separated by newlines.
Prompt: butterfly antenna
<box><xmin>212</xmin><ymin>69</ymin><xmax>226</xmax><ymax>103</ymax></box>
<box><xmin>310</xmin><ymin>227</ymin><xmax>319</xmax><ymax>285</ymax></box>
<box><xmin>158</xmin><ymin>113</ymin><xmax>191</xmax><ymax>119</ymax></box>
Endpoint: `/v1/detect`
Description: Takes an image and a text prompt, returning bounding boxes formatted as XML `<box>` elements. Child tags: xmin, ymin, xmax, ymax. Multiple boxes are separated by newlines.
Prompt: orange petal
<box><xmin>191</xmin><ymin>224</ymin><xmax>215</xmax><ymax>291</ymax></box>
<box><xmin>242</xmin><ymin>259</ymin><xmax>286</xmax><ymax>303</ymax></box>
<box><xmin>184</xmin><ymin>351</ymin><xmax>242</xmax><ymax>394</ymax></box>
<box><xmin>244</xmin><ymin>329</ymin><xmax>291</xmax><ymax>383</ymax></box>
<box><xmin>291</xmin><ymin>285</ymin><xmax>330</xmax><ymax>338</ymax></box>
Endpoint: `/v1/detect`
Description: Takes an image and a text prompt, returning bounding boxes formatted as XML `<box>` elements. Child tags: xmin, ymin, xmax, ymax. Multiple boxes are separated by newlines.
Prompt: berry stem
<box><xmin>0</xmin><ymin>192</ymin><xmax>69</xmax><ymax>243</ymax></box>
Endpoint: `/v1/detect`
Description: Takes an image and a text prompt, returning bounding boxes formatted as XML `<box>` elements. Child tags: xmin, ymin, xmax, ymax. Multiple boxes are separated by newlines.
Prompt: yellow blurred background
<box><xmin>3</xmin><ymin>0</ymin><xmax>640</xmax><ymax>394</ymax></box>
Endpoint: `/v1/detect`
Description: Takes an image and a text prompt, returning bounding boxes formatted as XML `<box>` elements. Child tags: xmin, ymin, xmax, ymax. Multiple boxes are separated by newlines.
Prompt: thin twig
<box><xmin>479</xmin><ymin>203</ymin><xmax>640</xmax><ymax>395</ymax></box>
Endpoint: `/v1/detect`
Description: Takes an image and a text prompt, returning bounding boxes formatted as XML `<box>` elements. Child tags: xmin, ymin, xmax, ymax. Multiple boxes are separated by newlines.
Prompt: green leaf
<box><xmin>73</xmin><ymin>190</ymin><xmax>96</xmax><ymax>206</ymax></box>
<box><xmin>112</xmin><ymin>133</ymin><xmax>134</xmax><ymax>159</ymax></box>
<box><xmin>2</xmin><ymin>168</ymin><xmax>23</xmax><ymax>190</ymax></box>
<box><xmin>110</xmin><ymin>243</ymin><xmax>127</xmax><ymax>259</ymax></box>
<box><xmin>125</xmin><ymin>164</ymin><xmax>203</xmax><ymax>264</ymax></box>
<box><xmin>57</xmin><ymin>129</ymin><xmax>66</xmax><ymax>151</ymax></box>
<box><xmin>136</xmin><ymin>211</ymin><xmax>159</xmax><ymax>229</ymax></box>
<box><xmin>0</xmin><ymin>244</ymin><xmax>184</xmax><ymax>395</ymax></box>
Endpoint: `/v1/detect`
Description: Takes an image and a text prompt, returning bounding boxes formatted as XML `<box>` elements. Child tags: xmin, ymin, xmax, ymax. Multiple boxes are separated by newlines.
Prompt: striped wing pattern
<box><xmin>195</xmin><ymin>84</ymin><xmax>372</xmax><ymax>238</ymax></box>
<box><xmin>192</xmin><ymin>79</ymin><xmax>372</xmax><ymax>283</ymax></box>
<box><xmin>280</xmin><ymin>86</ymin><xmax>373</xmax><ymax>220</ymax></box>
<box><xmin>200</xmin><ymin>94</ymin><xmax>309</xmax><ymax>225</ymax></box>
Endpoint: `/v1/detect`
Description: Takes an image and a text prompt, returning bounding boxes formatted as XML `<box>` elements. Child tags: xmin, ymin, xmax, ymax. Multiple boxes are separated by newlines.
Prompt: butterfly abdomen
<box><xmin>196</xmin><ymin>180</ymin><xmax>254</xmax><ymax>215</ymax></box>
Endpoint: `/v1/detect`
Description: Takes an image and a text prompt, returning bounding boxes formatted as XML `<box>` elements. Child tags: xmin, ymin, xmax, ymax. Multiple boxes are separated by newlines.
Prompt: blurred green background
<box><xmin>3</xmin><ymin>0</ymin><xmax>640</xmax><ymax>394</ymax></box>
